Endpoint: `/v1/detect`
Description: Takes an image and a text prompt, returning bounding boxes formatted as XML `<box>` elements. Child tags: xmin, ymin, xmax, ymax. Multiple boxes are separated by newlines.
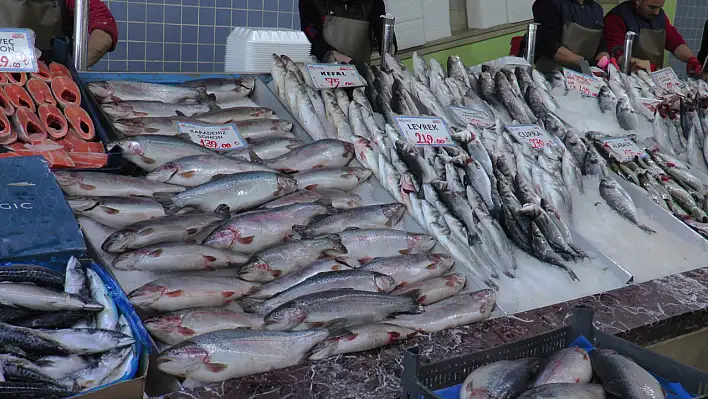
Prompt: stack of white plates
<box><xmin>225</xmin><ymin>27</ymin><xmax>313</xmax><ymax>73</ymax></box>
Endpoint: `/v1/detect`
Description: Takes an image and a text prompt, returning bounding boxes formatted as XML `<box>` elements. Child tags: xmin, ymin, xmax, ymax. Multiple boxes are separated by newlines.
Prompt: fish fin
<box><xmin>79</xmin><ymin>183</ymin><xmax>96</xmax><ymax>191</ymax></box>
<box><xmin>399</xmin><ymin>289</ymin><xmax>423</xmax><ymax>302</ymax></box>
<box><xmin>213</xmin><ymin>204</ymin><xmax>231</xmax><ymax>219</ymax></box>
<box><xmin>179</xmin><ymin>171</ymin><xmax>196</xmax><ymax>178</ymax></box>
<box><xmin>248</xmin><ymin>150</ymin><xmax>264</xmax><ymax>164</ymax></box>
<box><xmin>639</xmin><ymin>224</ymin><xmax>657</xmax><ymax>234</ymax></box>
<box><xmin>221</xmin><ymin>291</ymin><xmax>236</xmax><ymax>298</ymax></box>
<box><xmin>324</xmin><ymin>318</ymin><xmax>348</xmax><ymax>334</ymax></box>
<box><xmin>175</xmin><ymin>111</ymin><xmax>186</xmax><ymax>117</ymax></box>
<box><xmin>205</xmin><ymin>362</ymin><xmax>228</xmax><ymax>373</ymax></box>
<box><xmin>203</xmin><ymin>255</ymin><xmax>217</xmax><ymax>262</ymax></box>
<box><xmin>177</xmin><ymin>133</ymin><xmax>194</xmax><ymax>142</ymax></box>
<box><xmin>143</xmin><ymin>128</ymin><xmax>160</xmax><ymax>134</ymax></box>
<box><xmin>313</xmin><ymin>198</ymin><xmax>336</xmax><ymax>213</ymax></box>
<box><xmin>237</xmin><ymin>236</ymin><xmax>255</xmax><ymax>244</ymax></box>
<box><xmin>101</xmin><ymin>206</ymin><xmax>120</xmax><ymax>215</ymax></box>
<box><xmin>270</xmin><ymin>270</ymin><xmax>282</xmax><ymax>278</ymax></box>
<box><xmin>149</xmin><ymin>249</ymin><xmax>164</xmax><ymax>257</ymax></box>
<box><xmin>142</xmin><ymin>156</ymin><xmax>156</xmax><ymax>164</ymax></box>
<box><xmin>185</xmin><ymin>227</ymin><xmax>199</xmax><ymax>235</ymax></box>
<box><xmin>153</xmin><ymin>193</ymin><xmax>178</xmax><ymax>215</ymax></box>
<box><xmin>165</xmin><ymin>290</ymin><xmax>183</xmax><ymax>297</ymax></box>
<box><xmin>504</xmin><ymin>271</ymin><xmax>516</xmax><ymax>278</ymax></box>
<box><xmin>177</xmin><ymin>326</ymin><xmax>196</xmax><ymax>336</ymax></box>
<box><xmin>210</xmin><ymin>174</ymin><xmax>229</xmax><ymax>182</ymax></box>
<box><xmin>399</xmin><ymin>249</ymin><xmax>411</xmax><ymax>255</ymax></box>
<box><xmin>324</xmin><ymin>234</ymin><xmax>348</xmax><ymax>255</ymax></box>
<box><xmin>292</xmin><ymin>225</ymin><xmax>311</xmax><ymax>238</ymax></box>
<box><xmin>304</xmin><ymin>184</ymin><xmax>319</xmax><ymax>190</ymax></box>
<box><xmin>138</xmin><ymin>228</ymin><xmax>155</xmax><ymax>236</ymax></box>
<box><xmin>343</xmin><ymin>227</ymin><xmax>361</xmax><ymax>231</ymax></box>
<box><xmin>208</xmin><ymin>102</ymin><xmax>221</xmax><ymax>112</ymax></box>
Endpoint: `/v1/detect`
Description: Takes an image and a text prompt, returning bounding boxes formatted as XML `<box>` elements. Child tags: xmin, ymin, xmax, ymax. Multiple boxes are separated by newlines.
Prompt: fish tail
<box><xmin>503</xmin><ymin>270</ymin><xmax>515</xmax><ymax>278</ymax></box>
<box><xmin>639</xmin><ymin>224</ymin><xmax>657</xmax><ymax>234</ymax></box>
<box><xmin>324</xmin><ymin>234</ymin><xmax>348</xmax><ymax>255</ymax></box>
<box><xmin>292</xmin><ymin>225</ymin><xmax>311</xmax><ymax>238</ymax></box>
<box><xmin>153</xmin><ymin>193</ymin><xmax>178</xmax><ymax>215</ymax></box>
<box><xmin>213</xmin><ymin>204</ymin><xmax>231</xmax><ymax>219</ymax></box>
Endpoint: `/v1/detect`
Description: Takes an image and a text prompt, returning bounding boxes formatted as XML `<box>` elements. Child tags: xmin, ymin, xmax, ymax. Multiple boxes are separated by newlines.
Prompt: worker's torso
<box><xmin>608</xmin><ymin>0</ymin><xmax>667</xmax><ymax>66</ymax></box>
<box><xmin>0</xmin><ymin>0</ymin><xmax>66</xmax><ymax>52</ymax></box>
<box><xmin>536</xmin><ymin>0</ymin><xmax>604</xmax><ymax>73</ymax></box>
<box><xmin>312</xmin><ymin>0</ymin><xmax>374</xmax><ymax>62</ymax></box>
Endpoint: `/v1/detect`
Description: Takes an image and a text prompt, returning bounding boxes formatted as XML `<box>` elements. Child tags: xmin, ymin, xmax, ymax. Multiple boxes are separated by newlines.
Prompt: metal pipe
<box><xmin>380</xmin><ymin>14</ymin><xmax>395</xmax><ymax>68</ymax></box>
<box><xmin>73</xmin><ymin>0</ymin><xmax>89</xmax><ymax>70</ymax></box>
<box><xmin>525</xmin><ymin>23</ymin><xmax>539</xmax><ymax>67</ymax></box>
<box><xmin>622</xmin><ymin>31</ymin><xmax>637</xmax><ymax>74</ymax></box>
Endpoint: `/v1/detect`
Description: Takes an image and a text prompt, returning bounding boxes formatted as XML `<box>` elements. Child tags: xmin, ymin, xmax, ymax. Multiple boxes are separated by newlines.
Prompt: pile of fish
<box><xmin>0</xmin><ymin>258</ymin><xmax>137</xmax><ymax>398</ymax></box>
<box><xmin>457</xmin><ymin>347</ymin><xmax>666</xmax><ymax>399</ymax></box>
<box><xmin>0</xmin><ymin>61</ymin><xmax>104</xmax><ymax>168</ymax></box>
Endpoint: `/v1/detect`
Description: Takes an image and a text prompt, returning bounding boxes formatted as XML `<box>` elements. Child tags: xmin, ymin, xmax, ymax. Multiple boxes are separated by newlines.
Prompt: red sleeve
<box><xmin>603</xmin><ymin>13</ymin><xmax>628</xmax><ymax>58</ymax></box>
<box><xmin>65</xmin><ymin>0</ymin><xmax>119</xmax><ymax>50</ymax></box>
<box><xmin>664</xmin><ymin>16</ymin><xmax>686</xmax><ymax>53</ymax></box>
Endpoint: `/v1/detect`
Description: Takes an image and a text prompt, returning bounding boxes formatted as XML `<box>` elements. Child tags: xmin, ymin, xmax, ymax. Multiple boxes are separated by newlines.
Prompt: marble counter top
<box><xmin>157</xmin><ymin>268</ymin><xmax>708</xmax><ymax>399</ymax></box>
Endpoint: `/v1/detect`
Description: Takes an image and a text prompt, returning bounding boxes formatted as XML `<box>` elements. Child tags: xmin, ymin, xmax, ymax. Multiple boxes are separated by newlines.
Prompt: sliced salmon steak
<box><xmin>51</xmin><ymin>77</ymin><xmax>81</xmax><ymax>109</ymax></box>
<box><xmin>64</xmin><ymin>105</ymin><xmax>94</xmax><ymax>140</ymax></box>
<box><xmin>49</xmin><ymin>62</ymin><xmax>72</xmax><ymax>78</ymax></box>
<box><xmin>27</xmin><ymin>78</ymin><xmax>56</xmax><ymax>106</ymax></box>
<box><xmin>27</xmin><ymin>139</ymin><xmax>75</xmax><ymax>168</ymax></box>
<box><xmin>38</xmin><ymin>104</ymin><xmax>68</xmax><ymax>139</ymax></box>
<box><xmin>0</xmin><ymin>88</ymin><xmax>14</xmax><ymax>116</ymax></box>
<box><xmin>0</xmin><ymin>129</ymin><xmax>17</xmax><ymax>145</ymax></box>
<box><xmin>12</xmin><ymin>106</ymin><xmax>47</xmax><ymax>142</ymax></box>
<box><xmin>6</xmin><ymin>72</ymin><xmax>27</xmax><ymax>86</ymax></box>
<box><xmin>30</xmin><ymin>61</ymin><xmax>52</xmax><ymax>82</ymax></box>
<box><xmin>4</xmin><ymin>84</ymin><xmax>36</xmax><ymax>112</ymax></box>
<box><xmin>0</xmin><ymin>112</ymin><xmax>11</xmax><ymax>137</ymax></box>
<box><xmin>68</xmin><ymin>152</ymin><xmax>108</xmax><ymax>168</ymax></box>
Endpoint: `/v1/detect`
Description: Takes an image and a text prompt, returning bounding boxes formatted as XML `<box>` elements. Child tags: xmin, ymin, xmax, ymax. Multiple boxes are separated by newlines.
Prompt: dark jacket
<box><xmin>699</xmin><ymin>20</ymin><xmax>708</xmax><ymax>66</ymax></box>
<box><xmin>299</xmin><ymin>0</ymin><xmax>395</xmax><ymax>61</ymax></box>
<box><xmin>532</xmin><ymin>0</ymin><xmax>607</xmax><ymax>60</ymax></box>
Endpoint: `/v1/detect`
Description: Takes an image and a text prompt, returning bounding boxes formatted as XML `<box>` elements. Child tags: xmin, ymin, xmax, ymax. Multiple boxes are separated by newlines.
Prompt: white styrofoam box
<box><xmin>384</xmin><ymin>0</ymin><xmax>423</xmax><ymax>24</ymax></box>
<box><xmin>394</xmin><ymin>19</ymin><xmax>426</xmax><ymax>50</ymax></box>
<box><xmin>467</xmin><ymin>0</ymin><xmax>507</xmax><ymax>29</ymax></box>
<box><xmin>225</xmin><ymin>27</ymin><xmax>312</xmax><ymax>73</ymax></box>
<box><xmin>422</xmin><ymin>0</ymin><xmax>451</xmax><ymax>42</ymax></box>
<box><xmin>506</xmin><ymin>0</ymin><xmax>533</xmax><ymax>23</ymax></box>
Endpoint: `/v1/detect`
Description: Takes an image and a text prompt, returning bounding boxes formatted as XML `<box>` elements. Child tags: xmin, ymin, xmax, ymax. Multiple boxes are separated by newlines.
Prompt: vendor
<box><xmin>699</xmin><ymin>19</ymin><xmax>707</xmax><ymax>73</ymax></box>
<box><xmin>604</xmin><ymin>0</ymin><xmax>703</xmax><ymax>77</ymax></box>
<box><xmin>299</xmin><ymin>0</ymin><xmax>396</xmax><ymax>64</ymax></box>
<box><xmin>531</xmin><ymin>0</ymin><xmax>610</xmax><ymax>73</ymax></box>
<box><xmin>0</xmin><ymin>0</ymin><xmax>118</xmax><ymax>67</ymax></box>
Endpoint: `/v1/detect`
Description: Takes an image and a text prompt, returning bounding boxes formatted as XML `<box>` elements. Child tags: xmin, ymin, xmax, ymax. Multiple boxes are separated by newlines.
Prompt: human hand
<box><xmin>631</xmin><ymin>58</ymin><xmax>651</xmax><ymax>72</ymax></box>
<box><xmin>686</xmin><ymin>57</ymin><xmax>703</xmax><ymax>78</ymax></box>
<box><xmin>330</xmin><ymin>50</ymin><xmax>352</xmax><ymax>64</ymax></box>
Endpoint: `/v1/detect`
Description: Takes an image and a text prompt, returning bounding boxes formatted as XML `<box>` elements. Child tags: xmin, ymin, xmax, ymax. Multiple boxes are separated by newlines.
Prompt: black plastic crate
<box><xmin>402</xmin><ymin>307</ymin><xmax>708</xmax><ymax>398</ymax></box>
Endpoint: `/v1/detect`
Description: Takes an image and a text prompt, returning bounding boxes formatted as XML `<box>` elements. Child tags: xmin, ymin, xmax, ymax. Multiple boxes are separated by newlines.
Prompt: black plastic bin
<box><xmin>402</xmin><ymin>307</ymin><xmax>708</xmax><ymax>398</ymax></box>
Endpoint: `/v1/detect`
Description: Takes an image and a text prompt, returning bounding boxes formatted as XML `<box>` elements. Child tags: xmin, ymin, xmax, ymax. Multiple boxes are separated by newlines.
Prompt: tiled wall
<box><xmin>92</xmin><ymin>0</ymin><xmax>301</xmax><ymax>73</ymax></box>
<box><xmin>670</xmin><ymin>0</ymin><xmax>707</xmax><ymax>76</ymax></box>
<box><xmin>449</xmin><ymin>0</ymin><xmax>468</xmax><ymax>34</ymax></box>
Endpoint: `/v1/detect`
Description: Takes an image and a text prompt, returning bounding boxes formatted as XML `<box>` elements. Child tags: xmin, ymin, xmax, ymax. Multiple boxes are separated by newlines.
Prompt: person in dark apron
<box><xmin>0</xmin><ymin>0</ymin><xmax>118</xmax><ymax>67</ymax></box>
<box><xmin>604</xmin><ymin>0</ymin><xmax>703</xmax><ymax>77</ymax></box>
<box><xmin>698</xmin><ymin>19</ymin><xmax>708</xmax><ymax>76</ymax></box>
<box><xmin>299</xmin><ymin>0</ymin><xmax>397</xmax><ymax>63</ymax></box>
<box><xmin>531</xmin><ymin>0</ymin><xmax>609</xmax><ymax>74</ymax></box>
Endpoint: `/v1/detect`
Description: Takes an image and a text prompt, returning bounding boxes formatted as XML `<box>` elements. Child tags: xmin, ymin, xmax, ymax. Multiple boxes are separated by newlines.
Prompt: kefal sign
<box><xmin>306</xmin><ymin>64</ymin><xmax>366</xmax><ymax>89</ymax></box>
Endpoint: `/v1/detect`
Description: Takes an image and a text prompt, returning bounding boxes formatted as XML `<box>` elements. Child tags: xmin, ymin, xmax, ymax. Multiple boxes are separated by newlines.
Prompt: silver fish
<box><xmin>360</xmin><ymin>253</ymin><xmax>454</xmax><ymax>286</ymax></box>
<box><xmin>191</xmin><ymin>106</ymin><xmax>276</xmax><ymax>124</ymax></box>
<box><xmin>178</xmin><ymin>76</ymin><xmax>255</xmax><ymax>95</ymax></box>
<box><xmin>158</xmin><ymin>171</ymin><xmax>298</xmax><ymax>214</ymax></box>
<box><xmin>309</xmin><ymin>323</ymin><xmax>418</xmax><ymax>360</ymax></box>
<box><xmin>518</xmin><ymin>384</ymin><xmax>606</xmax><ymax>399</ymax></box>
<box><xmin>68</xmin><ymin>196</ymin><xmax>167</xmax><ymax>228</ymax></box>
<box><xmin>35</xmin><ymin>328</ymin><xmax>134</xmax><ymax>355</ymax></box>
<box><xmin>145</xmin><ymin>308</ymin><xmax>264</xmax><ymax>345</ymax></box>
<box><xmin>58</xmin><ymin>345</ymin><xmax>131</xmax><ymax>390</ymax></box>
<box><xmin>251</xmin><ymin>258</ymin><xmax>353</xmax><ymax>299</ymax></box>
<box><xmin>64</xmin><ymin>257</ymin><xmax>89</xmax><ymax>300</ymax></box>
<box><xmin>112</xmin><ymin>116</ymin><xmax>193</xmax><ymax>136</ymax></box>
<box><xmin>263</xmin><ymin>289</ymin><xmax>419</xmax><ymax>331</ymax></box>
<box><xmin>102</xmin><ymin>210</ymin><xmax>230</xmax><ymax>253</ymax></box>
<box><xmin>231</xmin><ymin>118</ymin><xmax>294</xmax><ymax>141</ymax></box>
<box><xmin>265</xmin><ymin>139</ymin><xmax>354</xmax><ymax>173</ymax></box>
<box><xmin>86</xmin><ymin>269</ymin><xmax>119</xmax><ymax>331</ymax></box>
<box><xmin>391</xmin><ymin>274</ymin><xmax>465</xmax><ymax>305</ymax></box>
<box><xmin>250</xmin><ymin>137</ymin><xmax>303</xmax><ymax>159</ymax></box>
<box><xmin>128</xmin><ymin>276</ymin><xmax>259</xmax><ymax>312</ymax></box>
<box><xmin>293</xmin><ymin>167</ymin><xmax>372</xmax><ymax>191</ymax></box>
<box><xmin>591</xmin><ymin>349</ymin><xmax>663</xmax><ymax>399</ymax></box>
<box><xmin>600</xmin><ymin>177</ymin><xmax>656</xmax><ymax>233</ymax></box>
<box><xmin>113</xmin><ymin>243</ymin><xmax>249</xmax><ymax>272</ymax></box>
<box><xmin>56</xmin><ymin>171</ymin><xmax>184</xmax><ymax>197</ymax></box>
<box><xmin>36</xmin><ymin>355</ymin><xmax>89</xmax><ymax>380</ymax></box>
<box><xmin>533</xmin><ymin>347</ymin><xmax>593</xmax><ymax>386</ymax></box>
<box><xmin>101</xmin><ymin>101</ymin><xmax>212</xmax><ymax>119</ymax></box>
<box><xmin>87</xmin><ymin>81</ymin><xmax>211</xmax><ymax>103</ymax></box>
<box><xmin>146</xmin><ymin>154</ymin><xmax>277</xmax><ymax>187</ymax></box>
<box><xmin>156</xmin><ymin>328</ymin><xmax>329</xmax><ymax>382</ymax></box>
<box><xmin>331</xmin><ymin>229</ymin><xmax>437</xmax><ymax>265</ymax></box>
<box><xmin>495</xmin><ymin>71</ymin><xmax>533</xmax><ymax>124</ymax></box>
<box><xmin>270</xmin><ymin>54</ymin><xmax>288</xmax><ymax>99</ymax></box>
<box><xmin>460</xmin><ymin>358</ymin><xmax>541</xmax><ymax>399</ymax></box>
<box><xmin>385</xmin><ymin>289</ymin><xmax>495</xmax><ymax>333</ymax></box>
<box><xmin>203</xmin><ymin>202</ymin><xmax>333</xmax><ymax>254</ymax></box>
<box><xmin>262</xmin><ymin>188</ymin><xmax>362</xmax><ymax>209</ymax></box>
<box><xmin>598</xmin><ymin>85</ymin><xmax>618</xmax><ymax>114</ymax></box>
<box><xmin>248</xmin><ymin>270</ymin><xmax>396</xmax><ymax>315</ymax></box>
<box><xmin>616</xmin><ymin>98</ymin><xmax>638</xmax><ymax>131</ymax></box>
<box><xmin>294</xmin><ymin>203</ymin><xmax>405</xmax><ymax>237</ymax></box>
<box><xmin>0</xmin><ymin>284</ymin><xmax>103</xmax><ymax>312</ymax></box>
<box><xmin>562</xmin><ymin>149</ymin><xmax>584</xmax><ymax>193</ymax></box>
<box><xmin>296</xmin><ymin>85</ymin><xmax>328</xmax><ymax>140</ymax></box>
<box><xmin>109</xmin><ymin>135</ymin><xmax>217</xmax><ymax>171</ymax></box>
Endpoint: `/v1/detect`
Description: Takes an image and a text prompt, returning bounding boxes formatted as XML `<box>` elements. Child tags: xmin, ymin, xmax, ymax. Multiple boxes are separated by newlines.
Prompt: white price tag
<box><xmin>651</xmin><ymin>68</ymin><xmax>685</xmax><ymax>92</ymax></box>
<box><xmin>0</xmin><ymin>29</ymin><xmax>38</xmax><ymax>73</ymax></box>
<box><xmin>601</xmin><ymin>137</ymin><xmax>647</xmax><ymax>162</ymax></box>
<box><xmin>449</xmin><ymin>106</ymin><xmax>495</xmax><ymax>128</ymax></box>
<box><xmin>395</xmin><ymin>116</ymin><xmax>456</xmax><ymax>147</ymax></box>
<box><xmin>175</xmin><ymin>122</ymin><xmax>247</xmax><ymax>151</ymax></box>
<box><xmin>563</xmin><ymin>68</ymin><xmax>601</xmax><ymax>97</ymax></box>
<box><xmin>505</xmin><ymin>124</ymin><xmax>556</xmax><ymax>150</ymax></box>
<box><xmin>306</xmin><ymin>64</ymin><xmax>366</xmax><ymax>89</ymax></box>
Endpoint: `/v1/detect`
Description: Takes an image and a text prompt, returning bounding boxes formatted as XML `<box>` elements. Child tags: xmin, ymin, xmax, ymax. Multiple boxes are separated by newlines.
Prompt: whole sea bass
<box><xmin>108</xmin><ymin>135</ymin><xmax>217</xmax><ymax>171</ymax></box>
<box><xmin>87</xmin><ymin>80</ymin><xmax>213</xmax><ymax>104</ymax></box>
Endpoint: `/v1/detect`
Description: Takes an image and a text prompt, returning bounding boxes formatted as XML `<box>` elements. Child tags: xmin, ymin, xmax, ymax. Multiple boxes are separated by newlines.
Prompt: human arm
<box><xmin>604</xmin><ymin>13</ymin><xmax>652</xmax><ymax>71</ymax></box>
<box><xmin>663</xmin><ymin>16</ymin><xmax>702</xmax><ymax>76</ymax></box>
<box><xmin>65</xmin><ymin>0</ymin><xmax>118</xmax><ymax>67</ymax></box>
<box><xmin>299</xmin><ymin>0</ymin><xmax>334</xmax><ymax>61</ymax></box>
<box><xmin>370</xmin><ymin>0</ymin><xmax>397</xmax><ymax>56</ymax></box>
<box><xmin>532</xmin><ymin>0</ymin><xmax>586</xmax><ymax>67</ymax></box>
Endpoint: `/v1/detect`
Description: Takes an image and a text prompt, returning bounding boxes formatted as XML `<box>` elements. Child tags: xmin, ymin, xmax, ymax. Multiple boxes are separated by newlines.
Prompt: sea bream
<box><xmin>128</xmin><ymin>276</ymin><xmax>259</xmax><ymax>312</ymax></box>
<box><xmin>87</xmin><ymin>80</ymin><xmax>214</xmax><ymax>104</ymax></box>
<box><xmin>55</xmin><ymin>171</ymin><xmax>184</xmax><ymax>197</ymax></box>
<box><xmin>145</xmin><ymin>308</ymin><xmax>264</xmax><ymax>345</ymax></box>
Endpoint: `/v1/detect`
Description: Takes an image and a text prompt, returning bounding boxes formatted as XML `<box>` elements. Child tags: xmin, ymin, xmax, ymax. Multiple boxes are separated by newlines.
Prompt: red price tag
<box><xmin>396</xmin><ymin>116</ymin><xmax>456</xmax><ymax>147</ymax></box>
<box><xmin>176</xmin><ymin>122</ymin><xmax>248</xmax><ymax>151</ymax></box>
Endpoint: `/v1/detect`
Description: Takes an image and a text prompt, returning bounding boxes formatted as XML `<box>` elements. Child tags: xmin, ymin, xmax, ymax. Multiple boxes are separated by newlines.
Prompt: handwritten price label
<box><xmin>505</xmin><ymin>124</ymin><xmax>556</xmax><ymax>150</ymax></box>
<box><xmin>307</xmin><ymin>64</ymin><xmax>366</xmax><ymax>89</ymax></box>
<box><xmin>0</xmin><ymin>29</ymin><xmax>38</xmax><ymax>73</ymax></box>
<box><xmin>651</xmin><ymin>68</ymin><xmax>685</xmax><ymax>92</ymax></box>
<box><xmin>601</xmin><ymin>137</ymin><xmax>647</xmax><ymax>162</ymax></box>
<box><xmin>563</xmin><ymin>68</ymin><xmax>601</xmax><ymax>97</ymax></box>
<box><xmin>395</xmin><ymin>116</ymin><xmax>456</xmax><ymax>147</ymax></box>
<box><xmin>449</xmin><ymin>106</ymin><xmax>495</xmax><ymax>128</ymax></box>
<box><xmin>175</xmin><ymin>122</ymin><xmax>247</xmax><ymax>151</ymax></box>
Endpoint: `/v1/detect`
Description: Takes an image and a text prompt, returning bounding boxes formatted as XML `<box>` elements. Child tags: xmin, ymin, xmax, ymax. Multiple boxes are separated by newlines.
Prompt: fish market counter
<box><xmin>156</xmin><ymin>266</ymin><xmax>708</xmax><ymax>399</ymax></box>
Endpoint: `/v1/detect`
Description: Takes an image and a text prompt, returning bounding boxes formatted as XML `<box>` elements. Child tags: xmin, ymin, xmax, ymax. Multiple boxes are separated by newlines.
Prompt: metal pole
<box><xmin>380</xmin><ymin>14</ymin><xmax>395</xmax><ymax>68</ymax></box>
<box><xmin>525</xmin><ymin>23</ymin><xmax>539</xmax><ymax>68</ymax></box>
<box><xmin>73</xmin><ymin>0</ymin><xmax>89</xmax><ymax>70</ymax></box>
<box><xmin>622</xmin><ymin>31</ymin><xmax>637</xmax><ymax>74</ymax></box>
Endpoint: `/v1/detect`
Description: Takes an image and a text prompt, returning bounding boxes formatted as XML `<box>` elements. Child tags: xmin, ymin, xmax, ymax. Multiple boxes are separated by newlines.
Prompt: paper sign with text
<box><xmin>307</xmin><ymin>64</ymin><xmax>366</xmax><ymax>89</ymax></box>
<box><xmin>601</xmin><ymin>137</ymin><xmax>647</xmax><ymax>162</ymax></box>
<box><xmin>506</xmin><ymin>124</ymin><xmax>557</xmax><ymax>149</ymax></box>
<box><xmin>0</xmin><ymin>29</ymin><xmax>38</xmax><ymax>73</ymax></box>
<box><xmin>176</xmin><ymin>122</ymin><xmax>247</xmax><ymax>151</ymax></box>
<box><xmin>449</xmin><ymin>106</ymin><xmax>495</xmax><ymax>128</ymax></box>
<box><xmin>651</xmin><ymin>68</ymin><xmax>685</xmax><ymax>92</ymax></box>
<box><xmin>563</xmin><ymin>68</ymin><xmax>601</xmax><ymax>97</ymax></box>
<box><xmin>395</xmin><ymin>116</ymin><xmax>456</xmax><ymax>147</ymax></box>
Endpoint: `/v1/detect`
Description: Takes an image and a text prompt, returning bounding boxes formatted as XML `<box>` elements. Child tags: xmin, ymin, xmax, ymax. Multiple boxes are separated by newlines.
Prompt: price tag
<box><xmin>505</xmin><ymin>124</ymin><xmax>556</xmax><ymax>150</ymax></box>
<box><xmin>306</xmin><ymin>64</ymin><xmax>366</xmax><ymax>89</ymax></box>
<box><xmin>601</xmin><ymin>137</ymin><xmax>647</xmax><ymax>162</ymax></box>
<box><xmin>563</xmin><ymin>68</ymin><xmax>601</xmax><ymax>97</ymax></box>
<box><xmin>0</xmin><ymin>29</ymin><xmax>38</xmax><ymax>73</ymax></box>
<box><xmin>651</xmin><ymin>68</ymin><xmax>685</xmax><ymax>92</ymax></box>
<box><xmin>175</xmin><ymin>122</ymin><xmax>247</xmax><ymax>151</ymax></box>
<box><xmin>395</xmin><ymin>116</ymin><xmax>456</xmax><ymax>147</ymax></box>
<box><xmin>449</xmin><ymin>106</ymin><xmax>495</xmax><ymax>128</ymax></box>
